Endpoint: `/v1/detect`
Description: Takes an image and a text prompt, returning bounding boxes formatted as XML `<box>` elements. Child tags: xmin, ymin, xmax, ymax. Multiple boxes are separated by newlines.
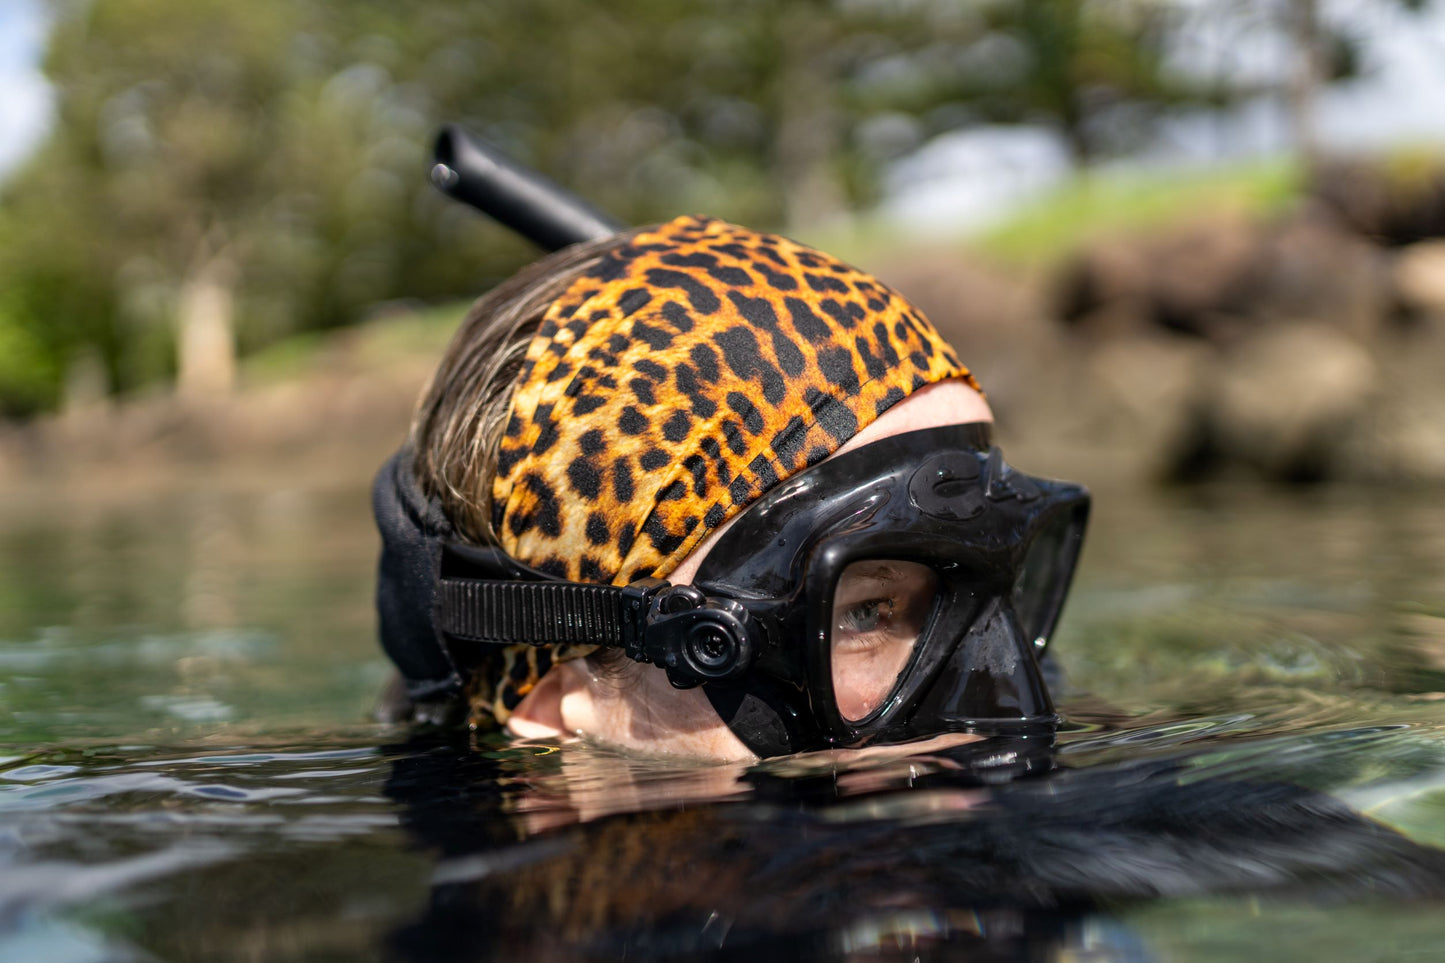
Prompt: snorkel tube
<box><xmin>430</xmin><ymin>125</ymin><xmax>624</xmax><ymax>252</ymax></box>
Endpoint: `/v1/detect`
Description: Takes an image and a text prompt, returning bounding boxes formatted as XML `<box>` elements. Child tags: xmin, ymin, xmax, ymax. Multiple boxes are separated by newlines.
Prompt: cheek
<box><xmin>561</xmin><ymin>661</ymin><xmax>756</xmax><ymax>761</ymax></box>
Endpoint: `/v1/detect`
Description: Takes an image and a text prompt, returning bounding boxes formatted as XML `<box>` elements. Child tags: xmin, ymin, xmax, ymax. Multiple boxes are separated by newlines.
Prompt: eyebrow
<box><xmin>843</xmin><ymin>561</ymin><xmax>911</xmax><ymax>583</ymax></box>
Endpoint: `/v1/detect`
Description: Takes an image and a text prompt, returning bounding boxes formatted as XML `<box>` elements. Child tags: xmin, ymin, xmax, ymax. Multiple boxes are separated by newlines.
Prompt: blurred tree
<box><xmin>2</xmin><ymin>0</ymin><xmax>303</xmax><ymax>403</ymax></box>
<box><xmin>0</xmin><ymin>0</ymin><xmax>1257</xmax><ymax>414</ymax></box>
<box><xmin>1280</xmin><ymin>0</ymin><xmax>1432</xmax><ymax>160</ymax></box>
<box><xmin>992</xmin><ymin>0</ymin><xmax>1195</xmax><ymax>162</ymax></box>
<box><xmin>1169</xmin><ymin>0</ymin><xmax>1435</xmax><ymax>161</ymax></box>
<box><xmin>842</xmin><ymin>0</ymin><xmax>1220</xmax><ymax>165</ymax></box>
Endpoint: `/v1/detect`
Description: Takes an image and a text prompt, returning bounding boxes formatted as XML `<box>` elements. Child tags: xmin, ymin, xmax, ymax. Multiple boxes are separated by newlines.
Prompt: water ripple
<box><xmin>0</xmin><ymin>840</ymin><xmax>235</xmax><ymax>914</ymax></box>
<box><xmin>0</xmin><ymin>765</ymin><xmax>80</xmax><ymax>783</ymax></box>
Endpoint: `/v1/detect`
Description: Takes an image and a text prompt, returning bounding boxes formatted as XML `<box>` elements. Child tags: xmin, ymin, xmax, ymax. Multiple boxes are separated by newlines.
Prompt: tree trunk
<box><xmin>775</xmin><ymin>11</ymin><xmax>847</xmax><ymax>230</ymax></box>
<box><xmin>176</xmin><ymin>254</ymin><xmax>237</xmax><ymax>400</ymax></box>
<box><xmin>1286</xmin><ymin>0</ymin><xmax>1322</xmax><ymax>162</ymax></box>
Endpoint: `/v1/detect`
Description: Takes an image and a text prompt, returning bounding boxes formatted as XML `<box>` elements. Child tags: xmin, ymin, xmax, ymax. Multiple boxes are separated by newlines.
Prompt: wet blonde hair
<box><xmin>410</xmin><ymin>229</ymin><xmax>642</xmax><ymax>541</ymax></box>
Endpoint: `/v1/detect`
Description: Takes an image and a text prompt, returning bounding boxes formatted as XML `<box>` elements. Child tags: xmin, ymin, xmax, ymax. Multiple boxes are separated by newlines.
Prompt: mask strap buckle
<box><xmin>636</xmin><ymin>588</ymin><xmax>759</xmax><ymax>690</ymax></box>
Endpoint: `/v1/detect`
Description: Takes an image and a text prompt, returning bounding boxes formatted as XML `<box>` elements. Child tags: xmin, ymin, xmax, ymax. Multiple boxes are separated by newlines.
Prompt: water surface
<box><xmin>4</xmin><ymin>474</ymin><xmax>1445</xmax><ymax>960</ymax></box>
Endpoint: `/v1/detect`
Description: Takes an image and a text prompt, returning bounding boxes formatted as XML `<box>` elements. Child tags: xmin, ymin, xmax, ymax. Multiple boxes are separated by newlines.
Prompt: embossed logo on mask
<box><xmin>909</xmin><ymin>447</ymin><xmax>1043</xmax><ymax>520</ymax></box>
<box><xmin>908</xmin><ymin>451</ymin><xmax>985</xmax><ymax>520</ymax></box>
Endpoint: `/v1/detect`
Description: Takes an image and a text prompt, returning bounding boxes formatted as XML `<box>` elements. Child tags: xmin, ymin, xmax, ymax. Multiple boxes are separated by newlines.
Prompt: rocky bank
<box><xmin>891</xmin><ymin>157</ymin><xmax>1445</xmax><ymax>486</ymax></box>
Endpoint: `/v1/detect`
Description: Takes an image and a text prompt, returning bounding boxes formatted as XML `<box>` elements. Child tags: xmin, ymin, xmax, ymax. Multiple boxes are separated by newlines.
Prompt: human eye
<box><xmin>835</xmin><ymin>597</ymin><xmax>895</xmax><ymax>643</ymax></box>
<box><xmin>829</xmin><ymin>560</ymin><xmax>939</xmax><ymax>721</ymax></box>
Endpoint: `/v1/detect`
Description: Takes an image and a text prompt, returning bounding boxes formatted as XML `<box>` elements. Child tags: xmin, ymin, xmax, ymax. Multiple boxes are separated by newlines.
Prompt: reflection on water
<box><xmin>0</xmin><ymin>482</ymin><xmax>389</xmax><ymax>746</ymax></box>
<box><xmin>3</xmin><ymin>477</ymin><xmax>1445</xmax><ymax>959</ymax></box>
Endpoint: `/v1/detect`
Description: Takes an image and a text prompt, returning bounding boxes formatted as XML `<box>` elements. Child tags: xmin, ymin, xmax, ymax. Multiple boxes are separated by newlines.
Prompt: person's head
<box><xmin>375</xmin><ymin>216</ymin><xmax>1087</xmax><ymax>761</ymax></box>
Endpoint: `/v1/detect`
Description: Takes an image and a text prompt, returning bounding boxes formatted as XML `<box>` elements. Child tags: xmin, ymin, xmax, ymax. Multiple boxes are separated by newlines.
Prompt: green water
<box><xmin>3</xmin><ymin>474</ymin><xmax>1445</xmax><ymax>960</ymax></box>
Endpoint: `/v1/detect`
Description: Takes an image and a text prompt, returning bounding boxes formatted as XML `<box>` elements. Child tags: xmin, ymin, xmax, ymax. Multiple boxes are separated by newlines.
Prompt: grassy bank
<box><xmin>974</xmin><ymin>157</ymin><xmax>1303</xmax><ymax>265</ymax></box>
<box><xmin>800</xmin><ymin>156</ymin><xmax>1304</xmax><ymax>273</ymax></box>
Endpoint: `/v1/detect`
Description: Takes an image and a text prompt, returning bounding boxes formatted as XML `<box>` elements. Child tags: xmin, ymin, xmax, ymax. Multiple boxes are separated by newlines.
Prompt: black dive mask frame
<box><xmin>429</xmin><ymin>423</ymin><xmax>1088</xmax><ymax>758</ymax></box>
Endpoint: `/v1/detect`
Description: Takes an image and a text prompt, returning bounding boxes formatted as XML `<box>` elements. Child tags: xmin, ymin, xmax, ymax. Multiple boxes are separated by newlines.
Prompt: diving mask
<box><xmin>431</xmin><ymin>423</ymin><xmax>1088</xmax><ymax>757</ymax></box>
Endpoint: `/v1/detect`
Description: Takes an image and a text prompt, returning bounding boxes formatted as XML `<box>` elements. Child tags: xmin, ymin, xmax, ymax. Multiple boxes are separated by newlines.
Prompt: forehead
<box><xmin>837</xmin><ymin>379</ymin><xmax>992</xmax><ymax>455</ymax></box>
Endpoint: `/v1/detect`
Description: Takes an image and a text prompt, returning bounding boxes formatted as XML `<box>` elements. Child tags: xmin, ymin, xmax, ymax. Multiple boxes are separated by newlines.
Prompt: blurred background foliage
<box><xmin>0</xmin><ymin>0</ymin><xmax>1436</xmax><ymax>417</ymax></box>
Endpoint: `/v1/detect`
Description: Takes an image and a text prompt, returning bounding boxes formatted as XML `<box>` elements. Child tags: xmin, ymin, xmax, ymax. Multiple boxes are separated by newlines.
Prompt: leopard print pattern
<box><xmin>493</xmin><ymin>214</ymin><xmax>976</xmax><ymax>588</ymax></box>
<box><xmin>466</xmin><ymin>640</ymin><xmax>596</xmax><ymax>728</ymax></box>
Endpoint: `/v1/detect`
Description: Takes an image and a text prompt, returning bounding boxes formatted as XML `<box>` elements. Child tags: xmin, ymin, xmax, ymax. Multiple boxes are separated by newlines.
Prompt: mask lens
<box><xmin>1012</xmin><ymin>509</ymin><xmax>1081</xmax><ymax>650</ymax></box>
<box><xmin>830</xmin><ymin>559</ymin><xmax>938</xmax><ymax>722</ymax></box>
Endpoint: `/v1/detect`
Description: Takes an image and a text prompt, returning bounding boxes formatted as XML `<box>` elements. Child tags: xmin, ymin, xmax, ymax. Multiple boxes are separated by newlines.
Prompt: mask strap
<box><xmin>436</xmin><ymin>576</ymin><xmax>644</xmax><ymax>649</ymax></box>
<box><xmin>372</xmin><ymin>446</ymin><xmax>467</xmax><ymax>702</ymax></box>
<box><xmin>435</xmin><ymin>563</ymin><xmax>760</xmax><ymax>690</ymax></box>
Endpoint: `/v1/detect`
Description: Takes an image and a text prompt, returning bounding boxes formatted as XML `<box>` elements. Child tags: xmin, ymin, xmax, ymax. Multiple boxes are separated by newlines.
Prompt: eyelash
<box><xmin>837</xmin><ymin>597</ymin><xmax>894</xmax><ymax>634</ymax></box>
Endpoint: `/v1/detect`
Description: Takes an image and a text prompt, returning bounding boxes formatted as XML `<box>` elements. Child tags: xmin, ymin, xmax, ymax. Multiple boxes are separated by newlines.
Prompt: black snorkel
<box><xmin>429</xmin><ymin>125</ymin><xmax>624</xmax><ymax>252</ymax></box>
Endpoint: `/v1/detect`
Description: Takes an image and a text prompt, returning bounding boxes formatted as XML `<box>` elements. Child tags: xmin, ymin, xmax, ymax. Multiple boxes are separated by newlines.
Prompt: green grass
<box><xmin>239</xmin><ymin>329</ymin><xmax>330</xmax><ymax>384</ymax></box>
<box><xmin>804</xmin><ymin>157</ymin><xmax>1306</xmax><ymax>272</ymax></box>
<box><xmin>348</xmin><ymin>300</ymin><xmax>470</xmax><ymax>368</ymax></box>
<box><xmin>973</xmin><ymin>157</ymin><xmax>1305</xmax><ymax>265</ymax></box>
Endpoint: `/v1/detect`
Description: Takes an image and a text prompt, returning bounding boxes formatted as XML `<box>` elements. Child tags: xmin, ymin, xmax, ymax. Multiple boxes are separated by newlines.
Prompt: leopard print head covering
<box><xmin>470</xmin><ymin>214</ymin><xmax>975</xmax><ymax>727</ymax></box>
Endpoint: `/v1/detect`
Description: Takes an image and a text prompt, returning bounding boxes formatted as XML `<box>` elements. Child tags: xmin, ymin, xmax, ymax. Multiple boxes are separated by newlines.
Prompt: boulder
<box><xmin>1056</xmin><ymin>207</ymin><xmax>1393</xmax><ymax>346</ymax></box>
<box><xmin>1311</xmin><ymin>154</ymin><xmax>1445</xmax><ymax>245</ymax></box>
<box><xmin>1054</xmin><ymin>213</ymin><xmax>1268</xmax><ymax>341</ymax></box>
<box><xmin>1252</xmin><ymin>209</ymin><xmax>1391</xmax><ymax>341</ymax></box>
<box><xmin>1084</xmin><ymin>335</ymin><xmax>1211</xmax><ymax>462</ymax></box>
<box><xmin>1392</xmin><ymin>240</ymin><xmax>1445</xmax><ymax>319</ymax></box>
<box><xmin>1146</xmin><ymin>214</ymin><xmax>1262</xmax><ymax>337</ymax></box>
<box><xmin>1054</xmin><ymin>237</ymin><xmax>1155</xmax><ymax>335</ymax></box>
<box><xmin>1206</xmin><ymin>321</ymin><xmax>1377</xmax><ymax>481</ymax></box>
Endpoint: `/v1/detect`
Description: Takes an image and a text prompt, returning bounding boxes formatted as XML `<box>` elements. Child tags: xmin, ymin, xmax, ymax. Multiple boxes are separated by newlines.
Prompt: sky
<box><xmin>884</xmin><ymin>0</ymin><xmax>1445</xmax><ymax>232</ymax></box>
<box><xmin>0</xmin><ymin>0</ymin><xmax>53</xmax><ymax>180</ymax></box>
